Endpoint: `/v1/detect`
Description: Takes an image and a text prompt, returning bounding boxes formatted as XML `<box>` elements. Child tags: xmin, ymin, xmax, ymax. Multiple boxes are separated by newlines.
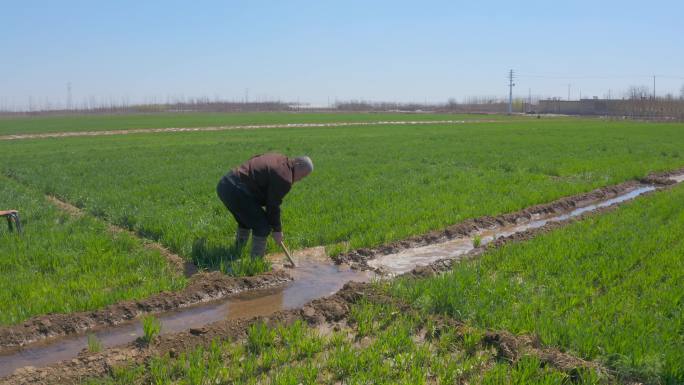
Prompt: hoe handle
<box><xmin>278</xmin><ymin>241</ymin><xmax>296</xmax><ymax>268</ymax></box>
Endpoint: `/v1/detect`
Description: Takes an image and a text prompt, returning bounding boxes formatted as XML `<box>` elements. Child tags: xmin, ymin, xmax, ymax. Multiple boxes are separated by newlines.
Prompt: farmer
<box><xmin>217</xmin><ymin>153</ymin><xmax>313</xmax><ymax>258</ymax></box>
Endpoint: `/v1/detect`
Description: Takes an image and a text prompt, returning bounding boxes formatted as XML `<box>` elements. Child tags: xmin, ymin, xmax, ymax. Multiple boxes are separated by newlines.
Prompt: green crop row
<box><xmin>1</xmin><ymin>118</ymin><xmax>682</xmax><ymax>267</ymax></box>
<box><xmin>390</xmin><ymin>184</ymin><xmax>684</xmax><ymax>384</ymax></box>
<box><xmin>0</xmin><ymin>112</ymin><xmax>507</xmax><ymax>135</ymax></box>
<box><xmin>0</xmin><ymin>176</ymin><xmax>186</xmax><ymax>325</ymax></box>
<box><xmin>86</xmin><ymin>300</ymin><xmax>603</xmax><ymax>385</ymax></box>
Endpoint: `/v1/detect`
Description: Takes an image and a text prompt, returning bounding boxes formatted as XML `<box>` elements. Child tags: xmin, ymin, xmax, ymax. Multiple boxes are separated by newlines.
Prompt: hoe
<box><xmin>278</xmin><ymin>240</ymin><xmax>296</xmax><ymax>268</ymax></box>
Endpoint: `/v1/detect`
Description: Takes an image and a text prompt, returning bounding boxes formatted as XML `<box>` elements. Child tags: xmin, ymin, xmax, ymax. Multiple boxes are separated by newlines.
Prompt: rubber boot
<box><xmin>235</xmin><ymin>227</ymin><xmax>250</xmax><ymax>250</ymax></box>
<box><xmin>251</xmin><ymin>235</ymin><xmax>268</xmax><ymax>258</ymax></box>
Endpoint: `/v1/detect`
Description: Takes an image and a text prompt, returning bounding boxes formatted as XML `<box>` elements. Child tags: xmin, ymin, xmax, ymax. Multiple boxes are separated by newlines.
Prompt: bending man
<box><xmin>217</xmin><ymin>153</ymin><xmax>313</xmax><ymax>258</ymax></box>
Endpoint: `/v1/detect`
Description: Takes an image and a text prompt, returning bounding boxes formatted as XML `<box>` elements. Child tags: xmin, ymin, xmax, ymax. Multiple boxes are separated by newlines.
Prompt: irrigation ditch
<box><xmin>1</xmin><ymin>168</ymin><xmax>683</xmax><ymax>383</ymax></box>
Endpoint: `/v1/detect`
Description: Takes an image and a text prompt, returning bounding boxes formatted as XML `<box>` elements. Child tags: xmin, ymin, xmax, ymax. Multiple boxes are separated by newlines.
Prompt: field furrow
<box><xmin>0</xmin><ymin>177</ymin><xmax>185</xmax><ymax>326</ymax></box>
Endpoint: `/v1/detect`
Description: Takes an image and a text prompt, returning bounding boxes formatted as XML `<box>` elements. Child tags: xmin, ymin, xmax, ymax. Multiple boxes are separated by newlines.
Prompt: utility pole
<box><xmin>508</xmin><ymin>69</ymin><xmax>515</xmax><ymax>114</ymax></box>
<box><xmin>653</xmin><ymin>75</ymin><xmax>656</xmax><ymax>99</ymax></box>
<box><xmin>66</xmin><ymin>82</ymin><xmax>72</xmax><ymax>110</ymax></box>
<box><xmin>567</xmin><ymin>84</ymin><xmax>571</xmax><ymax>101</ymax></box>
<box><xmin>528</xmin><ymin>88</ymin><xmax>531</xmax><ymax>113</ymax></box>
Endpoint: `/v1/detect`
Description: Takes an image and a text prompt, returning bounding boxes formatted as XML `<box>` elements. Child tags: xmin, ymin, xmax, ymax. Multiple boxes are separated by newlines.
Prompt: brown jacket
<box><xmin>234</xmin><ymin>153</ymin><xmax>293</xmax><ymax>232</ymax></box>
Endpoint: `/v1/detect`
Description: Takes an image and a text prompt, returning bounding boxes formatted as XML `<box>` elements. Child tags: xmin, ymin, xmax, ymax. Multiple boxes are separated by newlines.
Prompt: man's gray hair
<box><xmin>293</xmin><ymin>156</ymin><xmax>314</xmax><ymax>173</ymax></box>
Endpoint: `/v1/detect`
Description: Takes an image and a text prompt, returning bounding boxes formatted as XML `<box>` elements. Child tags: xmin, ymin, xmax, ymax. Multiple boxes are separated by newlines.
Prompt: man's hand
<box><xmin>272</xmin><ymin>231</ymin><xmax>283</xmax><ymax>244</ymax></box>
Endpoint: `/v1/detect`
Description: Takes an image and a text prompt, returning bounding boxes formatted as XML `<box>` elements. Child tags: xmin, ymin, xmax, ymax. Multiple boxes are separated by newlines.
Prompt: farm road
<box><xmin>0</xmin><ymin>119</ymin><xmax>504</xmax><ymax>141</ymax></box>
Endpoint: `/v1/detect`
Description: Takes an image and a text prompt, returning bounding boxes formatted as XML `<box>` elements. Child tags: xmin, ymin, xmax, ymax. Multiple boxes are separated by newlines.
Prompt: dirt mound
<box><xmin>482</xmin><ymin>330</ymin><xmax>603</xmax><ymax>375</ymax></box>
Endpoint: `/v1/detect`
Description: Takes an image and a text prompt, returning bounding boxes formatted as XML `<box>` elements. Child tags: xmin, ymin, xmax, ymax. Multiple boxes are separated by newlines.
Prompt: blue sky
<box><xmin>2</xmin><ymin>0</ymin><xmax>683</xmax><ymax>109</ymax></box>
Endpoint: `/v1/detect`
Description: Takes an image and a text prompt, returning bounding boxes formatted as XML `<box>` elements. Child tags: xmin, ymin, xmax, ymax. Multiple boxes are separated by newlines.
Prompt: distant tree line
<box><xmin>2</xmin><ymin>83</ymin><xmax>684</xmax><ymax>118</ymax></box>
<box><xmin>0</xmin><ymin>100</ymin><xmax>293</xmax><ymax>117</ymax></box>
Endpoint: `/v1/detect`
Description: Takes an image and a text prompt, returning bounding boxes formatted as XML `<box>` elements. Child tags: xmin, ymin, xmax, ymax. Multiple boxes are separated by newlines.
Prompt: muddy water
<box><xmin>368</xmin><ymin>186</ymin><xmax>656</xmax><ymax>275</ymax></box>
<box><xmin>0</xmin><ymin>179</ymin><xmax>678</xmax><ymax>378</ymax></box>
<box><xmin>0</xmin><ymin>258</ymin><xmax>372</xmax><ymax>377</ymax></box>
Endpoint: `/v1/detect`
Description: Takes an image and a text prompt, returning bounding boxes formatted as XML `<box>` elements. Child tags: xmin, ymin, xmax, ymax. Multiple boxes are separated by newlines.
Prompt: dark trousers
<box><xmin>217</xmin><ymin>173</ymin><xmax>271</xmax><ymax>237</ymax></box>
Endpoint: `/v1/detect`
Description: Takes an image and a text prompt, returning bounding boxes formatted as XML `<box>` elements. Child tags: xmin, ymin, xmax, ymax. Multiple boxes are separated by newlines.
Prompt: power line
<box><xmin>516</xmin><ymin>72</ymin><xmax>684</xmax><ymax>80</ymax></box>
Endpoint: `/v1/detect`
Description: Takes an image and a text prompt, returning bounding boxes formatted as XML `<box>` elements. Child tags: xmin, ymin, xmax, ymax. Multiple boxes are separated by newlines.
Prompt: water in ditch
<box><xmin>0</xmin><ymin>256</ymin><xmax>372</xmax><ymax>377</ymax></box>
<box><xmin>368</xmin><ymin>185</ymin><xmax>656</xmax><ymax>275</ymax></box>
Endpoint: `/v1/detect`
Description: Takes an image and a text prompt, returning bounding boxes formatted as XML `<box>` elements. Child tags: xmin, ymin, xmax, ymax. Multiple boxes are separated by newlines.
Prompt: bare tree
<box><xmin>626</xmin><ymin>85</ymin><xmax>650</xmax><ymax>100</ymax></box>
<box><xmin>680</xmin><ymin>84</ymin><xmax>684</xmax><ymax>100</ymax></box>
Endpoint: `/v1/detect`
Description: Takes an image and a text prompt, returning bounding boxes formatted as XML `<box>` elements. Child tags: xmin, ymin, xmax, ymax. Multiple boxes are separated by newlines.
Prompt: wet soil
<box><xmin>0</xmin><ymin>119</ymin><xmax>502</xmax><ymax>141</ymax></box>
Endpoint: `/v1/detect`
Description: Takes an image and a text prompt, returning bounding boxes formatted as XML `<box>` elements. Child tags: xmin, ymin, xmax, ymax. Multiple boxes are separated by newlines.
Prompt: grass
<box><xmin>390</xmin><ymin>184</ymin><xmax>684</xmax><ymax>384</ymax></box>
<box><xmin>141</xmin><ymin>315</ymin><xmax>162</xmax><ymax>344</ymax></box>
<box><xmin>85</xmin><ymin>301</ymin><xmax>603</xmax><ymax>384</ymax></box>
<box><xmin>1</xmin><ymin>117</ymin><xmax>683</xmax><ymax>267</ymax></box>
<box><xmin>87</xmin><ymin>334</ymin><xmax>102</xmax><ymax>353</ymax></box>
<box><xmin>0</xmin><ymin>176</ymin><xmax>186</xmax><ymax>325</ymax></box>
<box><xmin>473</xmin><ymin>234</ymin><xmax>482</xmax><ymax>247</ymax></box>
<box><xmin>190</xmin><ymin>237</ymin><xmax>272</xmax><ymax>275</ymax></box>
<box><xmin>0</xmin><ymin>111</ymin><xmax>500</xmax><ymax>135</ymax></box>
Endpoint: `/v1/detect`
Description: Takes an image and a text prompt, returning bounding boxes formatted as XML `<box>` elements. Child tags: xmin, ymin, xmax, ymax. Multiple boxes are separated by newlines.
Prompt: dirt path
<box><xmin>0</xmin><ymin>119</ymin><xmax>504</xmax><ymax>141</ymax></box>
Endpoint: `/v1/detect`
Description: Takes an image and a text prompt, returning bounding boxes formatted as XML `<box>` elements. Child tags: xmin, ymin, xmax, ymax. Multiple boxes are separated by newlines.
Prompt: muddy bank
<box><xmin>1</xmin><ymin>282</ymin><xmax>605</xmax><ymax>385</ymax></box>
<box><xmin>0</xmin><ymin>270</ymin><xmax>291</xmax><ymax>352</ymax></box>
<box><xmin>0</xmin><ymin>119</ymin><xmax>503</xmax><ymax>141</ymax></box>
<box><xmin>334</xmin><ymin>174</ymin><xmax>677</xmax><ymax>270</ymax></box>
<box><xmin>640</xmin><ymin>166</ymin><xmax>684</xmax><ymax>185</ymax></box>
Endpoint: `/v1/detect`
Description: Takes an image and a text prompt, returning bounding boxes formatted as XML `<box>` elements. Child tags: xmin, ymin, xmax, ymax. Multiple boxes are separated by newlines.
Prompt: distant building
<box><xmin>536</xmin><ymin>98</ymin><xmax>684</xmax><ymax>119</ymax></box>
